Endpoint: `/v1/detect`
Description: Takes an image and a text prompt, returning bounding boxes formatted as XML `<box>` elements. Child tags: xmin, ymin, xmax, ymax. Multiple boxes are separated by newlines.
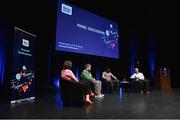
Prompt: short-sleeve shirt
<box><xmin>61</xmin><ymin>69</ymin><xmax>74</xmax><ymax>81</ymax></box>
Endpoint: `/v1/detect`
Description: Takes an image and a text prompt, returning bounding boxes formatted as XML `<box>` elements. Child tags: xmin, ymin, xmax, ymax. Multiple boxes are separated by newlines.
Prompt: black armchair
<box><xmin>130</xmin><ymin>78</ymin><xmax>150</xmax><ymax>93</ymax></box>
<box><xmin>101</xmin><ymin>78</ymin><xmax>112</xmax><ymax>94</ymax></box>
<box><xmin>60</xmin><ymin>78</ymin><xmax>85</xmax><ymax>106</ymax></box>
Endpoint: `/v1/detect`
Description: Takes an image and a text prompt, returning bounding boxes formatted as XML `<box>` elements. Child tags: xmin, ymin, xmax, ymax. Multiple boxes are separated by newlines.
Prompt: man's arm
<box><xmin>130</xmin><ymin>74</ymin><xmax>135</xmax><ymax>79</ymax></box>
<box><xmin>111</xmin><ymin>73</ymin><xmax>117</xmax><ymax>80</ymax></box>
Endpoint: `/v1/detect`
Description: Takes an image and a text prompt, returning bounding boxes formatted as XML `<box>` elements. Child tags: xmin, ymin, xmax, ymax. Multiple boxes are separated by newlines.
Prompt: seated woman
<box><xmin>61</xmin><ymin>60</ymin><xmax>78</xmax><ymax>82</ymax></box>
<box><xmin>61</xmin><ymin>60</ymin><xmax>93</xmax><ymax>104</ymax></box>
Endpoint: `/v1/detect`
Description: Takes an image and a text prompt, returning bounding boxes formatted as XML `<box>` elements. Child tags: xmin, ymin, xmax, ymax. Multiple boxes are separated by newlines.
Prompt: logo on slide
<box><xmin>102</xmin><ymin>24</ymin><xmax>119</xmax><ymax>49</ymax></box>
<box><xmin>61</xmin><ymin>3</ymin><xmax>72</xmax><ymax>15</ymax></box>
<box><xmin>22</xmin><ymin>39</ymin><xmax>29</xmax><ymax>47</ymax></box>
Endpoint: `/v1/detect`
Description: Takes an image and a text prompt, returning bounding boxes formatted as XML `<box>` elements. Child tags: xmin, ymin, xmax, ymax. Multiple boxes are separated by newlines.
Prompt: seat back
<box><xmin>60</xmin><ymin>78</ymin><xmax>85</xmax><ymax>106</ymax></box>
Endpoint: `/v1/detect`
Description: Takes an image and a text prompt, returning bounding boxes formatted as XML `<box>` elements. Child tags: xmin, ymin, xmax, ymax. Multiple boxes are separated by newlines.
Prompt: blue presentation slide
<box><xmin>56</xmin><ymin>1</ymin><xmax>119</xmax><ymax>58</ymax></box>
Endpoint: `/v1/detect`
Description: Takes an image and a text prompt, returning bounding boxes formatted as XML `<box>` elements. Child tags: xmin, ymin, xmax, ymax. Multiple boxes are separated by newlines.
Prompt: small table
<box><xmin>120</xmin><ymin>80</ymin><xmax>131</xmax><ymax>92</ymax></box>
<box><xmin>120</xmin><ymin>81</ymin><xmax>130</xmax><ymax>84</ymax></box>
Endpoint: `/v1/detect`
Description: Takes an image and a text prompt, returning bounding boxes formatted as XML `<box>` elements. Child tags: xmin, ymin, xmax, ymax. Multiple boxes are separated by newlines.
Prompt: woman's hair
<box><xmin>63</xmin><ymin>60</ymin><xmax>72</xmax><ymax>69</ymax></box>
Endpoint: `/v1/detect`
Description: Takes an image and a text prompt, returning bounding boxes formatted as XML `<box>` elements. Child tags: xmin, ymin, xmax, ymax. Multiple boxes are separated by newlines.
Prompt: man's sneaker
<box><xmin>95</xmin><ymin>94</ymin><xmax>104</xmax><ymax>98</ymax></box>
<box><xmin>100</xmin><ymin>94</ymin><xmax>104</xmax><ymax>97</ymax></box>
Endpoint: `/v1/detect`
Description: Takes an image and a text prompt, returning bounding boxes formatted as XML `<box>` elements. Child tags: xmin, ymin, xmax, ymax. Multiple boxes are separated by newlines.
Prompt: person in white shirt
<box><xmin>102</xmin><ymin>67</ymin><xmax>119</xmax><ymax>94</ymax></box>
<box><xmin>130</xmin><ymin>67</ymin><xmax>150</xmax><ymax>93</ymax></box>
<box><xmin>130</xmin><ymin>68</ymin><xmax>145</xmax><ymax>81</ymax></box>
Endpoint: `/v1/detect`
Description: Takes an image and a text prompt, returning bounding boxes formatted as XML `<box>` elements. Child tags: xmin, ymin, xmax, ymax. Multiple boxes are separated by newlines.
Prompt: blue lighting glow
<box><xmin>95</xmin><ymin>65</ymin><xmax>101</xmax><ymax>80</ymax></box>
<box><xmin>76</xmin><ymin>64</ymin><xmax>79</xmax><ymax>79</ymax></box>
<box><xmin>54</xmin><ymin>92</ymin><xmax>64</xmax><ymax>109</ymax></box>
<box><xmin>148</xmin><ymin>35</ymin><xmax>155</xmax><ymax>80</ymax></box>
<box><xmin>0</xmin><ymin>57</ymin><xmax>5</xmax><ymax>85</ymax></box>
<box><xmin>130</xmin><ymin>33</ymin><xmax>137</xmax><ymax>75</ymax></box>
<box><xmin>54</xmin><ymin>76</ymin><xmax>60</xmax><ymax>89</ymax></box>
<box><xmin>0</xmin><ymin>25</ymin><xmax>7</xmax><ymax>86</ymax></box>
<box><xmin>149</xmin><ymin>50</ymin><xmax>155</xmax><ymax>79</ymax></box>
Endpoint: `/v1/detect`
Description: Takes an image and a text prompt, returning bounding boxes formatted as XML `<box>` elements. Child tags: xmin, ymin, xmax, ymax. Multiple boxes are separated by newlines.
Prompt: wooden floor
<box><xmin>1</xmin><ymin>89</ymin><xmax>180</xmax><ymax>119</ymax></box>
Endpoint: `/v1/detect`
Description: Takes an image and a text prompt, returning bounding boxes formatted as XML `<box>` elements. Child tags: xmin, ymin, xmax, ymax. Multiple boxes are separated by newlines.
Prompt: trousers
<box><xmin>92</xmin><ymin>80</ymin><xmax>102</xmax><ymax>95</ymax></box>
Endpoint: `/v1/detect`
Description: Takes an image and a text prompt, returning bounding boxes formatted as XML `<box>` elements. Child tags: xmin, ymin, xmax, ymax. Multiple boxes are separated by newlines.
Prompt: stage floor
<box><xmin>1</xmin><ymin>89</ymin><xmax>180</xmax><ymax>119</ymax></box>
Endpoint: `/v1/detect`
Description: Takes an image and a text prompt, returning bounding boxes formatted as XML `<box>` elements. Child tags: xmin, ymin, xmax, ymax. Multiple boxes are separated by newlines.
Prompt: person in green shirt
<box><xmin>80</xmin><ymin>64</ymin><xmax>104</xmax><ymax>98</ymax></box>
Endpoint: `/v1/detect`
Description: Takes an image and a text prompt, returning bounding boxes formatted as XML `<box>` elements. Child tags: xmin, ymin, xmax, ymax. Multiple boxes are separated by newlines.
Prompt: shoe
<box><xmin>140</xmin><ymin>91</ymin><xmax>143</xmax><ymax>94</ymax></box>
<box><xmin>100</xmin><ymin>94</ymin><xmax>104</xmax><ymax>97</ymax></box>
<box><xmin>95</xmin><ymin>94</ymin><xmax>104</xmax><ymax>98</ymax></box>
<box><xmin>147</xmin><ymin>91</ymin><xmax>150</xmax><ymax>94</ymax></box>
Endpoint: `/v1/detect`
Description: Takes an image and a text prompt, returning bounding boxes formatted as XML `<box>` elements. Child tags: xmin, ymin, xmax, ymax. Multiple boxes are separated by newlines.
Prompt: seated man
<box><xmin>102</xmin><ymin>67</ymin><xmax>119</xmax><ymax>94</ymax></box>
<box><xmin>80</xmin><ymin>64</ymin><xmax>104</xmax><ymax>98</ymax></box>
<box><xmin>130</xmin><ymin>67</ymin><xmax>150</xmax><ymax>93</ymax></box>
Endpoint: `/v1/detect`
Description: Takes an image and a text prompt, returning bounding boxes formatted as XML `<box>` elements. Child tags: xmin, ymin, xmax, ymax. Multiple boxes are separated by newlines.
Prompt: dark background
<box><xmin>1</xmin><ymin>0</ymin><xmax>180</xmax><ymax>98</ymax></box>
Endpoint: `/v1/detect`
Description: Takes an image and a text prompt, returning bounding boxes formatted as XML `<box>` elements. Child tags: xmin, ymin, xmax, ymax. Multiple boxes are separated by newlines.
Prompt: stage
<box><xmin>1</xmin><ymin>89</ymin><xmax>180</xmax><ymax>119</ymax></box>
